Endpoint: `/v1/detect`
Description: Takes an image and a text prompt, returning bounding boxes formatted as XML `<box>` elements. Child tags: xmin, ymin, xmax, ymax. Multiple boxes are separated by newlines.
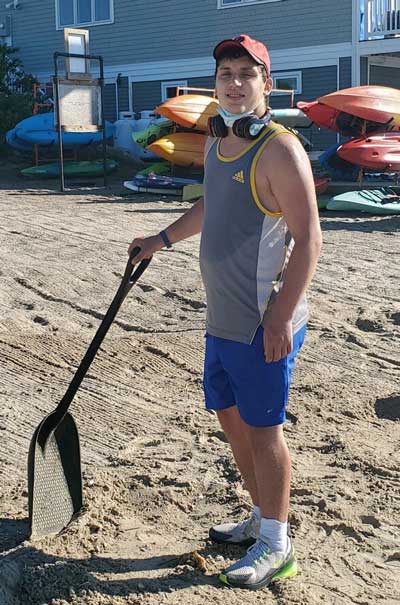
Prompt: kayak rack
<box><xmin>53</xmin><ymin>51</ymin><xmax>107</xmax><ymax>192</ymax></box>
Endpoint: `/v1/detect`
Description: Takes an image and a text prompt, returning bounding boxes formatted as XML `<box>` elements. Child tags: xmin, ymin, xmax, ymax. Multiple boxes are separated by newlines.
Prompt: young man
<box><xmin>128</xmin><ymin>34</ymin><xmax>322</xmax><ymax>590</ymax></box>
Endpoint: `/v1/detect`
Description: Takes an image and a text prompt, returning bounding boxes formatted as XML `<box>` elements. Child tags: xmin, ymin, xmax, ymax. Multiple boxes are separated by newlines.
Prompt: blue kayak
<box><xmin>6</xmin><ymin>128</ymin><xmax>36</xmax><ymax>152</ymax></box>
<box><xmin>15</xmin><ymin>113</ymin><xmax>114</xmax><ymax>148</ymax></box>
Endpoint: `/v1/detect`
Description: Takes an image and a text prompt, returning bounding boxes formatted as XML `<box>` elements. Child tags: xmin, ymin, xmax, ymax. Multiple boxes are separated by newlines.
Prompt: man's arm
<box><xmin>261</xmin><ymin>134</ymin><xmax>322</xmax><ymax>361</ymax></box>
<box><xmin>128</xmin><ymin>197</ymin><xmax>204</xmax><ymax>263</ymax></box>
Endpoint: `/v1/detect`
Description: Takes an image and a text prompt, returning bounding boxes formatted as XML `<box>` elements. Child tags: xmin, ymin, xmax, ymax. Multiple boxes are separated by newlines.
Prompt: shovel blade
<box><xmin>28</xmin><ymin>412</ymin><xmax>83</xmax><ymax>538</ymax></box>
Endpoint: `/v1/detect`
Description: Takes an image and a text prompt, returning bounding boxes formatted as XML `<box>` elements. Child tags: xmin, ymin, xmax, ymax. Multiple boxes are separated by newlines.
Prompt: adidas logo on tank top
<box><xmin>232</xmin><ymin>170</ymin><xmax>245</xmax><ymax>184</ymax></box>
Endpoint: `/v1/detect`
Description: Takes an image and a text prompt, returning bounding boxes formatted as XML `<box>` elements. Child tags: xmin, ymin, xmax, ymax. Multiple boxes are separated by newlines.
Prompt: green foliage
<box><xmin>0</xmin><ymin>43</ymin><xmax>38</xmax><ymax>142</ymax></box>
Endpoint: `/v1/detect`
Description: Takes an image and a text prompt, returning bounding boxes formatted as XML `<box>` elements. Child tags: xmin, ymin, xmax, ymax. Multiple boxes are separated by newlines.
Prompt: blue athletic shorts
<box><xmin>203</xmin><ymin>325</ymin><xmax>306</xmax><ymax>427</ymax></box>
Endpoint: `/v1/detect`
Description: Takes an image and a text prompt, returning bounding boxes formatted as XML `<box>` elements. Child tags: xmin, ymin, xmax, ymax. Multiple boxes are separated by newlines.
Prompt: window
<box><xmin>161</xmin><ymin>80</ymin><xmax>188</xmax><ymax>102</ymax></box>
<box><xmin>272</xmin><ymin>72</ymin><xmax>302</xmax><ymax>95</ymax></box>
<box><xmin>56</xmin><ymin>0</ymin><xmax>113</xmax><ymax>28</ymax></box>
<box><xmin>218</xmin><ymin>0</ymin><xmax>283</xmax><ymax>8</ymax></box>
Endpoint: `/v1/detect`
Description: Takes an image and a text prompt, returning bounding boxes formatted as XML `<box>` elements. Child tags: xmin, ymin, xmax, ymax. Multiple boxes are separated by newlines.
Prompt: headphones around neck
<box><xmin>207</xmin><ymin>111</ymin><xmax>271</xmax><ymax>139</ymax></box>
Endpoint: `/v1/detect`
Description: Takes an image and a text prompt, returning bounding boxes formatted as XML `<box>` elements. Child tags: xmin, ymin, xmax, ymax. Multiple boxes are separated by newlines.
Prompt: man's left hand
<box><xmin>262</xmin><ymin>313</ymin><xmax>293</xmax><ymax>363</ymax></box>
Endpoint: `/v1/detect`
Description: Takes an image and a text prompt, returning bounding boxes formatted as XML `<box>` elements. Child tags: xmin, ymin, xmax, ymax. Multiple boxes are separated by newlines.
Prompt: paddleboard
<box><xmin>318</xmin><ymin>86</ymin><xmax>400</xmax><ymax>128</ymax></box>
<box><xmin>327</xmin><ymin>189</ymin><xmax>400</xmax><ymax>214</ymax></box>
<box><xmin>337</xmin><ymin>132</ymin><xmax>400</xmax><ymax>171</ymax></box>
<box><xmin>132</xmin><ymin>120</ymin><xmax>174</xmax><ymax>148</ymax></box>
<box><xmin>21</xmin><ymin>159</ymin><xmax>118</xmax><ymax>178</ymax></box>
<box><xmin>124</xmin><ymin>174</ymin><xmax>199</xmax><ymax>195</ymax></box>
<box><xmin>182</xmin><ymin>183</ymin><xmax>204</xmax><ymax>201</ymax></box>
<box><xmin>147</xmin><ymin>133</ymin><xmax>206</xmax><ymax>168</ymax></box>
<box><xmin>15</xmin><ymin>113</ymin><xmax>114</xmax><ymax>147</ymax></box>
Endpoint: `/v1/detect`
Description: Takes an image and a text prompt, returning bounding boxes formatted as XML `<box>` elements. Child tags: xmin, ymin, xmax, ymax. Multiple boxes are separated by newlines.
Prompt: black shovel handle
<box><xmin>38</xmin><ymin>249</ymin><xmax>150</xmax><ymax>447</ymax></box>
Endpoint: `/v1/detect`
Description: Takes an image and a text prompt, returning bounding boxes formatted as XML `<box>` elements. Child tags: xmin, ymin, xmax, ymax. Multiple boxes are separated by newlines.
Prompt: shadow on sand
<box><xmin>1</xmin><ymin>517</ymin><xmax>287</xmax><ymax>604</ymax></box>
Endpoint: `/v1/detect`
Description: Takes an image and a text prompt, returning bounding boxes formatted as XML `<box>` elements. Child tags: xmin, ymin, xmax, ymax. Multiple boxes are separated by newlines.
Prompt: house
<box><xmin>1</xmin><ymin>0</ymin><xmax>399</xmax><ymax>150</ymax></box>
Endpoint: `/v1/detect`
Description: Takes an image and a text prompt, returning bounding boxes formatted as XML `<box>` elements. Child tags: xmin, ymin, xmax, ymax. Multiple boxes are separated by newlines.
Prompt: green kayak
<box><xmin>21</xmin><ymin>159</ymin><xmax>118</xmax><ymax>178</ymax></box>
<box><xmin>136</xmin><ymin>162</ymin><xmax>171</xmax><ymax>177</ymax></box>
<box><xmin>327</xmin><ymin>189</ymin><xmax>400</xmax><ymax>215</ymax></box>
<box><xmin>132</xmin><ymin>120</ymin><xmax>174</xmax><ymax>148</ymax></box>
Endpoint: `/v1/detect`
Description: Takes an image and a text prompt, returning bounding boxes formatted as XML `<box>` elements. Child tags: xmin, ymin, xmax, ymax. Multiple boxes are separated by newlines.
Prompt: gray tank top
<box><xmin>200</xmin><ymin>122</ymin><xmax>308</xmax><ymax>345</ymax></box>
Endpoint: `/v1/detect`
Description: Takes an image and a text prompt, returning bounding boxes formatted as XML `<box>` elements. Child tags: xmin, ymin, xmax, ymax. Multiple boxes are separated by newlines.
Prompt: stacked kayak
<box><xmin>155</xmin><ymin>94</ymin><xmax>312</xmax><ymax>131</ymax></box>
<box><xmin>337</xmin><ymin>132</ymin><xmax>400</xmax><ymax>172</ymax></box>
<box><xmin>124</xmin><ymin>174</ymin><xmax>201</xmax><ymax>195</ymax></box>
<box><xmin>156</xmin><ymin>94</ymin><xmax>219</xmax><ymax>131</ymax></box>
<box><xmin>318</xmin><ymin>86</ymin><xmax>400</xmax><ymax>128</ymax></box>
<box><xmin>132</xmin><ymin>120</ymin><xmax>174</xmax><ymax>148</ymax></box>
<box><xmin>298</xmin><ymin>86</ymin><xmax>400</xmax><ymax>137</ymax></box>
<box><xmin>327</xmin><ymin>189</ymin><xmax>400</xmax><ymax>215</ymax></box>
<box><xmin>300</xmin><ymin>85</ymin><xmax>400</xmax><ymax>211</ymax></box>
<box><xmin>6</xmin><ymin>128</ymin><xmax>37</xmax><ymax>153</ymax></box>
<box><xmin>130</xmin><ymin>94</ymin><xmax>313</xmax><ymax>169</ymax></box>
<box><xmin>7</xmin><ymin>112</ymin><xmax>114</xmax><ymax>151</ymax></box>
<box><xmin>147</xmin><ymin>132</ymin><xmax>205</xmax><ymax>168</ymax></box>
<box><xmin>21</xmin><ymin>159</ymin><xmax>118</xmax><ymax>178</ymax></box>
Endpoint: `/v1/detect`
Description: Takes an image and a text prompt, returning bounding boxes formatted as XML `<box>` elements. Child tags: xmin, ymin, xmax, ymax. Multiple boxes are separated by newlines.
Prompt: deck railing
<box><xmin>364</xmin><ymin>0</ymin><xmax>400</xmax><ymax>38</ymax></box>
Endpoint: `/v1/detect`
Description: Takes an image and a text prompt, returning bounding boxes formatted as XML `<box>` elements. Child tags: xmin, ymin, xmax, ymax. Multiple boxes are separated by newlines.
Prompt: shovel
<box><xmin>28</xmin><ymin>249</ymin><xmax>150</xmax><ymax>538</ymax></box>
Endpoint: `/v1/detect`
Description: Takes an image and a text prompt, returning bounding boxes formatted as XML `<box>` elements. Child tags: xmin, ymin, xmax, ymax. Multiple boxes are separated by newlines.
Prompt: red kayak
<box><xmin>314</xmin><ymin>176</ymin><xmax>331</xmax><ymax>195</ymax></box>
<box><xmin>297</xmin><ymin>101</ymin><xmax>340</xmax><ymax>131</ymax></box>
<box><xmin>297</xmin><ymin>100</ymin><xmax>394</xmax><ymax>136</ymax></box>
<box><xmin>337</xmin><ymin>132</ymin><xmax>400</xmax><ymax>171</ymax></box>
<box><xmin>318</xmin><ymin>86</ymin><xmax>400</xmax><ymax>128</ymax></box>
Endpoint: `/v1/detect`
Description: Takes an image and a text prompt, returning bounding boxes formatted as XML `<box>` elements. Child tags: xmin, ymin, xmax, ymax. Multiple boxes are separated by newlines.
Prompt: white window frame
<box><xmin>55</xmin><ymin>0</ymin><xmax>114</xmax><ymax>30</ymax></box>
<box><xmin>218</xmin><ymin>0</ymin><xmax>283</xmax><ymax>9</ymax></box>
<box><xmin>272</xmin><ymin>71</ymin><xmax>302</xmax><ymax>95</ymax></box>
<box><xmin>161</xmin><ymin>80</ymin><xmax>188</xmax><ymax>102</ymax></box>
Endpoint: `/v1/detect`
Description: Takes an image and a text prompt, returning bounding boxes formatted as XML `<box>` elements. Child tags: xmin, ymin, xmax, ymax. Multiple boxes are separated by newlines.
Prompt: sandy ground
<box><xmin>0</xmin><ymin>155</ymin><xmax>399</xmax><ymax>605</ymax></box>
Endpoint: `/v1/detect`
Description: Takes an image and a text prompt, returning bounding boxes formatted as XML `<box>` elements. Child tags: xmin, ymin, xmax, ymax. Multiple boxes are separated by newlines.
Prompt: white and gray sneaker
<box><xmin>209</xmin><ymin>513</ymin><xmax>260</xmax><ymax>546</ymax></box>
<box><xmin>219</xmin><ymin>537</ymin><xmax>297</xmax><ymax>590</ymax></box>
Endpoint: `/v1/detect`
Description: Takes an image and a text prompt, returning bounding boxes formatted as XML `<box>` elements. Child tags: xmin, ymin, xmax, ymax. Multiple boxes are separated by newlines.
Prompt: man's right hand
<box><xmin>128</xmin><ymin>234</ymin><xmax>164</xmax><ymax>264</ymax></box>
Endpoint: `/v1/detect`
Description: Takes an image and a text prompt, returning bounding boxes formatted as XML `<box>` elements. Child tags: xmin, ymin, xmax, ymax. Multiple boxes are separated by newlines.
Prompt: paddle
<box><xmin>28</xmin><ymin>248</ymin><xmax>151</xmax><ymax>538</ymax></box>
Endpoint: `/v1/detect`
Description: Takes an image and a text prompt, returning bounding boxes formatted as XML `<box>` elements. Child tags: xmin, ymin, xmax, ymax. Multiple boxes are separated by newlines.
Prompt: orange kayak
<box><xmin>318</xmin><ymin>86</ymin><xmax>400</xmax><ymax>127</ymax></box>
<box><xmin>156</xmin><ymin>94</ymin><xmax>218</xmax><ymax>131</ymax></box>
<box><xmin>147</xmin><ymin>133</ymin><xmax>206</xmax><ymax>167</ymax></box>
<box><xmin>337</xmin><ymin>132</ymin><xmax>400</xmax><ymax>171</ymax></box>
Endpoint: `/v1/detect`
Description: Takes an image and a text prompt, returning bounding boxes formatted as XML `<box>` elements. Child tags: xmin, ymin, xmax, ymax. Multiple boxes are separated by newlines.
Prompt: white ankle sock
<box><xmin>260</xmin><ymin>518</ymin><xmax>288</xmax><ymax>552</ymax></box>
<box><xmin>252</xmin><ymin>505</ymin><xmax>261</xmax><ymax>520</ymax></box>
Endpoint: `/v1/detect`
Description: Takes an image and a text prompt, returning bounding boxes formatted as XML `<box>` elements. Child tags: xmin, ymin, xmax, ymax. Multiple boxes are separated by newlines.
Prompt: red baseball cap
<box><xmin>213</xmin><ymin>34</ymin><xmax>271</xmax><ymax>74</ymax></box>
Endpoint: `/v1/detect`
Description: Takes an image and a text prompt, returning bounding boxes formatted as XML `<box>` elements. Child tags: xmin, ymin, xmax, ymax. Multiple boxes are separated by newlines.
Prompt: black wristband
<box><xmin>159</xmin><ymin>229</ymin><xmax>172</xmax><ymax>248</ymax></box>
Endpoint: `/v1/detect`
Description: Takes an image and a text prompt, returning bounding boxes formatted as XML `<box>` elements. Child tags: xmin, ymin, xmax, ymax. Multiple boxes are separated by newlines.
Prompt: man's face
<box><xmin>215</xmin><ymin>55</ymin><xmax>272</xmax><ymax>115</ymax></box>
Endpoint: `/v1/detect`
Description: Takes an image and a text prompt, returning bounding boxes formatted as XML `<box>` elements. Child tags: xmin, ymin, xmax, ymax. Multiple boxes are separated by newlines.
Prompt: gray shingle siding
<box><xmin>360</xmin><ymin>57</ymin><xmax>368</xmax><ymax>85</ymax></box>
<box><xmin>117</xmin><ymin>76</ymin><xmax>130</xmax><ymax>112</ymax></box>
<box><xmin>104</xmin><ymin>83</ymin><xmax>117</xmax><ymax>121</ymax></box>
<box><xmin>132</xmin><ymin>81</ymin><xmax>160</xmax><ymax>114</ymax></box>
<box><xmin>370</xmin><ymin>65</ymin><xmax>400</xmax><ymax>87</ymax></box>
<box><xmin>132</xmin><ymin>77</ymin><xmax>215</xmax><ymax>113</ymax></box>
<box><xmin>11</xmin><ymin>0</ymin><xmax>352</xmax><ymax>75</ymax></box>
<box><xmin>339</xmin><ymin>57</ymin><xmax>352</xmax><ymax>89</ymax></box>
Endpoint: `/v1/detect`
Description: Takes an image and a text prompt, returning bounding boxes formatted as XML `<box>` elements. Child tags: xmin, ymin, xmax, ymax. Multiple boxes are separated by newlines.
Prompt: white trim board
<box><xmin>358</xmin><ymin>38</ymin><xmax>400</xmax><ymax>56</ymax></box>
<box><xmin>35</xmin><ymin>41</ymin><xmax>353</xmax><ymax>83</ymax></box>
